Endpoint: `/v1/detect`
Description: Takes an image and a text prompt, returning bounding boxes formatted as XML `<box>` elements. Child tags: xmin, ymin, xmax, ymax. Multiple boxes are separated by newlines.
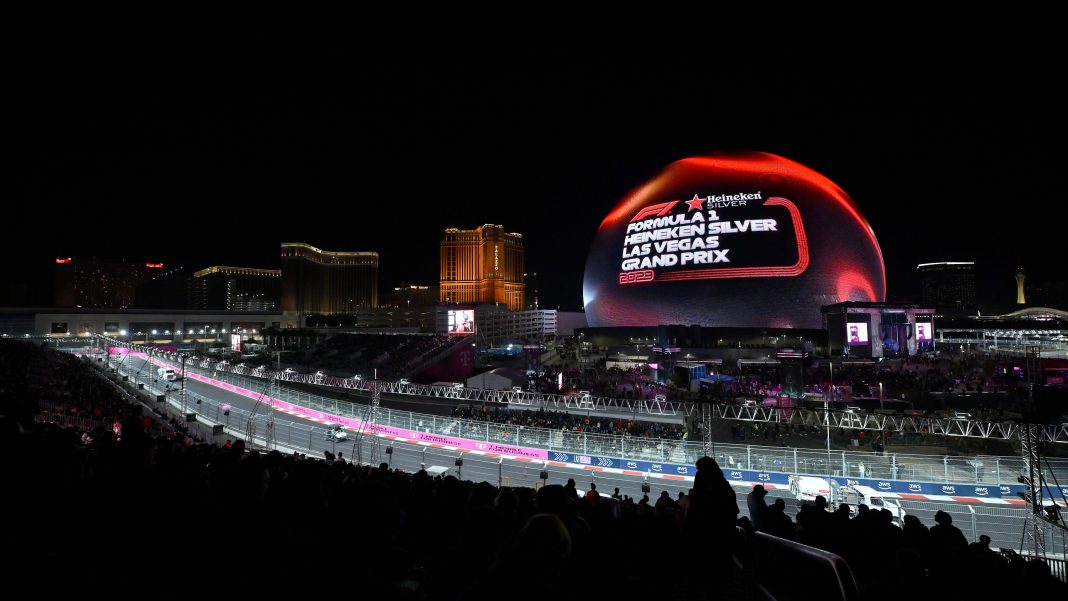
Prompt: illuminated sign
<box><xmin>230</xmin><ymin>334</ymin><xmax>242</xmax><ymax>352</ymax></box>
<box><xmin>145</xmin><ymin>263</ymin><xmax>164</xmax><ymax>269</ymax></box>
<box><xmin>56</xmin><ymin>257</ymin><xmax>72</xmax><ymax>264</ymax></box>
<box><xmin>582</xmin><ymin>152</ymin><xmax>886</xmax><ymax>329</ymax></box>
<box><xmin>619</xmin><ymin>193</ymin><xmax>808</xmax><ymax>285</ymax></box>
<box><xmin>847</xmin><ymin>322</ymin><xmax>869</xmax><ymax>346</ymax></box>
<box><xmin>915</xmin><ymin>322</ymin><xmax>932</xmax><ymax>342</ymax></box>
<box><xmin>447</xmin><ymin>309</ymin><xmax>475</xmax><ymax>334</ymax></box>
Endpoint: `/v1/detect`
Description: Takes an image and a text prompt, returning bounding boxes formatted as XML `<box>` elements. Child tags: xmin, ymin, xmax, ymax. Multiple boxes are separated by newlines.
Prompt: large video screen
<box><xmin>847</xmin><ymin>322</ymin><xmax>869</xmax><ymax>346</ymax></box>
<box><xmin>230</xmin><ymin>334</ymin><xmax>242</xmax><ymax>352</ymax></box>
<box><xmin>448</xmin><ymin>309</ymin><xmax>475</xmax><ymax>334</ymax></box>
<box><xmin>581</xmin><ymin>153</ymin><xmax>887</xmax><ymax>330</ymax></box>
<box><xmin>617</xmin><ymin>194</ymin><xmax>806</xmax><ymax>285</ymax></box>
<box><xmin>915</xmin><ymin>322</ymin><xmax>932</xmax><ymax>342</ymax></box>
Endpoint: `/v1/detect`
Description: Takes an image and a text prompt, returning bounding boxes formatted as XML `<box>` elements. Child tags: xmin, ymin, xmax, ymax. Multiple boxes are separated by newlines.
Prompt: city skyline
<box><xmin>7</xmin><ymin>34</ymin><xmax>1064</xmax><ymax>310</ymax></box>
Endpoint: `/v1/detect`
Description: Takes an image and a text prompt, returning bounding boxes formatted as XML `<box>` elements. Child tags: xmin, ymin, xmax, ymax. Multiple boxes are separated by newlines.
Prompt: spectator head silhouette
<box><xmin>814</xmin><ymin>495</ymin><xmax>828</xmax><ymax>510</ymax></box>
<box><xmin>752</xmin><ymin>484</ymin><xmax>767</xmax><ymax>497</ymax></box>
<box><xmin>535</xmin><ymin>484</ymin><xmax>569</xmax><ymax>515</ymax></box>
<box><xmin>934</xmin><ymin>510</ymin><xmax>952</xmax><ymax>525</ymax></box>
<box><xmin>695</xmin><ymin>455</ymin><xmax>721</xmax><ymax>473</ymax></box>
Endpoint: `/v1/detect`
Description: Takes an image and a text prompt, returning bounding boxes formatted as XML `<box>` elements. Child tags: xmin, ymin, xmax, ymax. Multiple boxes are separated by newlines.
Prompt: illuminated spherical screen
<box><xmin>582</xmin><ymin>152</ymin><xmax>885</xmax><ymax>329</ymax></box>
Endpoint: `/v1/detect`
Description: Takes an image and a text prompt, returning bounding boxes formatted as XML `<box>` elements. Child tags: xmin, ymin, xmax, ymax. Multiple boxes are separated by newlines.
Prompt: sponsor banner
<box><xmin>549</xmin><ymin>452</ymin><xmax>698</xmax><ymax>476</ymax></box>
<box><xmin>828</xmin><ymin>477</ymin><xmax>1033</xmax><ymax>499</ymax></box>
<box><xmin>724</xmin><ymin>469</ymin><xmax>791</xmax><ymax>486</ymax></box>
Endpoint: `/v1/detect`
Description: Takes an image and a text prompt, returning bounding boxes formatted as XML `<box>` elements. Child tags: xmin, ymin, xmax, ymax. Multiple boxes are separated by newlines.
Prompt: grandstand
<box><xmin>6</xmin><ymin>339</ymin><xmax>1067</xmax><ymax>596</ymax></box>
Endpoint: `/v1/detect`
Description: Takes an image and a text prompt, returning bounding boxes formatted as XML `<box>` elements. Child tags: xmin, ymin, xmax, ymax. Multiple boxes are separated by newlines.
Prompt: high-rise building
<box><xmin>1015</xmin><ymin>265</ymin><xmax>1026</xmax><ymax>305</ymax></box>
<box><xmin>55</xmin><ymin>257</ymin><xmax>163</xmax><ymax>309</ymax></box>
<box><xmin>440</xmin><ymin>224</ymin><xmax>524</xmax><ymax>310</ymax></box>
<box><xmin>191</xmin><ymin>266</ymin><xmax>281</xmax><ymax>311</ymax></box>
<box><xmin>281</xmin><ymin>243</ymin><xmax>378</xmax><ymax>325</ymax></box>
<box><xmin>917</xmin><ymin>262</ymin><xmax>976</xmax><ymax>313</ymax></box>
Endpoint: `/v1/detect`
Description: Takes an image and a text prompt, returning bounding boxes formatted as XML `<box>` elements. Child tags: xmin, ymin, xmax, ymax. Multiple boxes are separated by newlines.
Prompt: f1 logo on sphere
<box><xmin>630</xmin><ymin>201</ymin><xmax>679</xmax><ymax>222</ymax></box>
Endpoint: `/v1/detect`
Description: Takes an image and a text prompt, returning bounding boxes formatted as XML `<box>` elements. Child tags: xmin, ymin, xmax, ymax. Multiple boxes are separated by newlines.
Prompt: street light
<box><xmin>826</xmin><ymin>361</ymin><xmax>835</xmax><ymax>501</ymax></box>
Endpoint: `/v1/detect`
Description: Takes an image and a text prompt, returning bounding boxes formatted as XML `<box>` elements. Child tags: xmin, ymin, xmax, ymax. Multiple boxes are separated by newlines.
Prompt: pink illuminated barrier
<box><xmin>141</xmin><ymin>354</ymin><xmax>548</xmax><ymax>460</ymax></box>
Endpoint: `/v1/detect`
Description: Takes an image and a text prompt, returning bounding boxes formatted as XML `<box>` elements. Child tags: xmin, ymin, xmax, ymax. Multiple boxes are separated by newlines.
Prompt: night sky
<box><xmin>8</xmin><ymin>32</ymin><xmax>1064</xmax><ymax>310</ymax></box>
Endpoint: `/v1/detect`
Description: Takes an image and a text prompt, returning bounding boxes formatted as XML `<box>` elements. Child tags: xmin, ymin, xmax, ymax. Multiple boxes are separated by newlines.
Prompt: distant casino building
<box><xmin>281</xmin><ymin>243</ymin><xmax>378</xmax><ymax>326</ymax></box>
<box><xmin>440</xmin><ymin>225</ymin><xmax>525</xmax><ymax>311</ymax></box>
<box><xmin>55</xmin><ymin>257</ymin><xmax>162</xmax><ymax>309</ymax></box>
<box><xmin>917</xmin><ymin>261</ymin><xmax>976</xmax><ymax>313</ymax></box>
<box><xmin>191</xmin><ymin>266</ymin><xmax>281</xmax><ymax>312</ymax></box>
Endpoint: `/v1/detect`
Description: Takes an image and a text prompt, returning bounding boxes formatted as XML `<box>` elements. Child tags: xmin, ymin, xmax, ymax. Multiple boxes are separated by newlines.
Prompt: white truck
<box><xmin>788</xmin><ymin>477</ymin><xmax>905</xmax><ymax>524</ymax></box>
<box><xmin>157</xmin><ymin>367</ymin><xmax>179</xmax><ymax>381</ymax></box>
<box><xmin>838</xmin><ymin>484</ymin><xmax>906</xmax><ymax>526</ymax></box>
<box><xmin>789</xmin><ymin>475</ymin><xmax>833</xmax><ymax>502</ymax></box>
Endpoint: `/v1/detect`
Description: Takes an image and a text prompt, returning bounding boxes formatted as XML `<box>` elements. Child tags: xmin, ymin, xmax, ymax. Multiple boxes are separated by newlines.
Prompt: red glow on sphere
<box><xmin>583</xmin><ymin>152</ymin><xmax>885</xmax><ymax>329</ymax></box>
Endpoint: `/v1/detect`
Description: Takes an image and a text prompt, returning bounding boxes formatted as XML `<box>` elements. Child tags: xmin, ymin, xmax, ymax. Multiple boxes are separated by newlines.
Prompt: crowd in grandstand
<box><xmin>539</xmin><ymin>347</ymin><xmax>1037</xmax><ymax>418</ymax></box>
<box><xmin>286</xmin><ymin>333</ymin><xmax>454</xmax><ymax>379</ymax></box>
<box><xmin>3</xmin><ymin>339</ymin><xmax>1065</xmax><ymax>597</ymax></box>
<box><xmin>451</xmin><ymin>404</ymin><xmax>688</xmax><ymax>440</ymax></box>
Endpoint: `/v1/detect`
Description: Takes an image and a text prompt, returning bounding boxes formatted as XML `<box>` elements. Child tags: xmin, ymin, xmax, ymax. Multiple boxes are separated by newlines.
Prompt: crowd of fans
<box><xmin>2</xmin><ymin>340</ymin><xmax>1065</xmax><ymax>597</ymax></box>
<box><xmin>1</xmin><ymin>339</ymin><xmax>203</xmax><ymax>446</ymax></box>
<box><xmin>740</xmin><ymin>484</ymin><xmax>1065</xmax><ymax>597</ymax></box>
<box><xmin>543</xmin><ymin>344</ymin><xmax>1040</xmax><ymax>414</ymax></box>
<box><xmin>451</xmin><ymin>405</ymin><xmax>688</xmax><ymax>440</ymax></box>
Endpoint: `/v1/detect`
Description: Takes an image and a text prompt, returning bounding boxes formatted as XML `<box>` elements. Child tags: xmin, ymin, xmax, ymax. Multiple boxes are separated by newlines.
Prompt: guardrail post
<box><xmin>841</xmin><ymin>452</ymin><xmax>847</xmax><ymax>477</ymax></box>
<box><xmin>432</xmin><ymin>416</ymin><xmax>436</xmax><ymax>433</ymax></box>
<box><xmin>583</xmin><ymin>432</ymin><xmax>587</xmax><ymax>454</ymax></box>
<box><xmin>793</xmin><ymin>448</ymin><xmax>798</xmax><ymax>474</ymax></box>
<box><xmin>995</xmin><ymin>458</ymin><xmax>1001</xmax><ymax>486</ymax></box>
<box><xmin>969</xmin><ymin>505</ymin><xmax>977</xmax><ymax>542</ymax></box>
<box><xmin>891</xmin><ymin>454</ymin><xmax>898</xmax><ymax>480</ymax></box>
<box><xmin>515</xmin><ymin>426</ymin><xmax>520</xmax><ymax>445</ymax></box>
<box><xmin>485</xmin><ymin>423</ymin><xmax>489</xmax><ymax>442</ymax></box>
<box><xmin>746</xmin><ymin>446</ymin><xmax>751</xmax><ymax>471</ymax></box>
<box><xmin>943</xmin><ymin>456</ymin><xmax>949</xmax><ymax>482</ymax></box>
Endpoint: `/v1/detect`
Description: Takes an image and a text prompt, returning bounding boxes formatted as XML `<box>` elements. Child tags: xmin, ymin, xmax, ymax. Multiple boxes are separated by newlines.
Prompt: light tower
<box><xmin>1015</xmin><ymin>265</ymin><xmax>1026</xmax><ymax>305</ymax></box>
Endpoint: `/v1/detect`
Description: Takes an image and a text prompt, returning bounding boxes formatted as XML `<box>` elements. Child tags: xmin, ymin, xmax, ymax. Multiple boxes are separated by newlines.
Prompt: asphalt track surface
<box><xmin>112</xmin><ymin>353</ymin><xmax>1062</xmax><ymax>554</ymax></box>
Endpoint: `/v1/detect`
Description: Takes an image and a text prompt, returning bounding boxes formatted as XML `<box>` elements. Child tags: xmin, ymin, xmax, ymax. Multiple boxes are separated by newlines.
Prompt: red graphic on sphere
<box><xmin>582</xmin><ymin>152</ymin><xmax>885</xmax><ymax>329</ymax></box>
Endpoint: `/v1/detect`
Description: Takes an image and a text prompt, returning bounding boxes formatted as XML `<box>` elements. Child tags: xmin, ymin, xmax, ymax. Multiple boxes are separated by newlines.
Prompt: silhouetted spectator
<box><xmin>930</xmin><ymin>510</ymin><xmax>968</xmax><ymax>553</ymax></box>
<box><xmin>747</xmin><ymin>484</ymin><xmax>769</xmax><ymax>532</ymax></box>
<box><xmin>684</xmin><ymin>456</ymin><xmax>739</xmax><ymax>599</ymax></box>
<box><xmin>585</xmin><ymin>482</ymin><xmax>599</xmax><ymax>504</ymax></box>
<box><xmin>766</xmin><ymin>498</ymin><xmax>794</xmax><ymax>538</ymax></box>
<box><xmin>564</xmin><ymin>477</ymin><xmax>580</xmax><ymax>500</ymax></box>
